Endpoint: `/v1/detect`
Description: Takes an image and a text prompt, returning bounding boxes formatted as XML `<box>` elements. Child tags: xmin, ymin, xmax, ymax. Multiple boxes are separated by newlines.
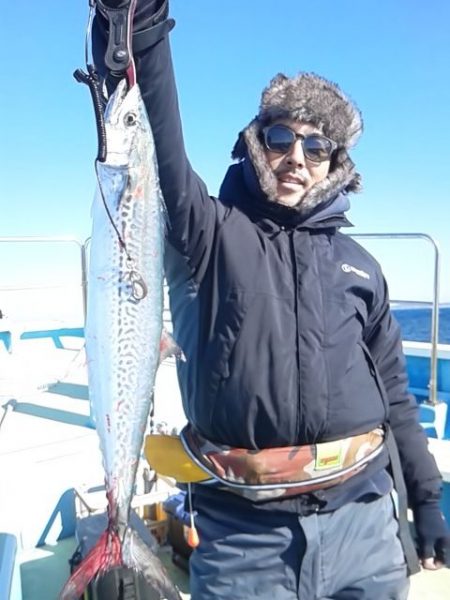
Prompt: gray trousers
<box><xmin>189</xmin><ymin>493</ymin><xmax>409</xmax><ymax>599</ymax></box>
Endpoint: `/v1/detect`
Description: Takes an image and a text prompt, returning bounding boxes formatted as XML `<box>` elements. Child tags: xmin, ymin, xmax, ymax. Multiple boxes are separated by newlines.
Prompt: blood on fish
<box><xmin>61</xmin><ymin>529</ymin><xmax>122</xmax><ymax>599</ymax></box>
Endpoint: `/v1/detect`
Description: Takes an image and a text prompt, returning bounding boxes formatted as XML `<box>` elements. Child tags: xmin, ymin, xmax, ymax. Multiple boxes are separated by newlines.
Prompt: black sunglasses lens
<box><xmin>264</xmin><ymin>126</ymin><xmax>334</xmax><ymax>162</ymax></box>
<box><xmin>264</xmin><ymin>125</ymin><xmax>294</xmax><ymax>153</ymax></box>
<box><xmin>303</xmin><ymin>135</ymin><xmax>333</xmax><ymax>162</ymax></box>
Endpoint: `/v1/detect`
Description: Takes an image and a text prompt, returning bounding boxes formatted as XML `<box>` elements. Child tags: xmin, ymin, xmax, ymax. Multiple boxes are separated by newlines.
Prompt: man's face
<box><xmin>263</xmin><ymin>119</ymin><xmax>331</xmax><ymax>207</ymax></box>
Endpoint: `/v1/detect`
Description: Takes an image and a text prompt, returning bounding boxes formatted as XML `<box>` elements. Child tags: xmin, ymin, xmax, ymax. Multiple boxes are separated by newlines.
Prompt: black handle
<box><xmin>97</xmin><ymin>0</ymin><xmax>135</xmax><ymax>76</ymax></box>
<box><xmin>74</xmin><ymin>66</ymin><xmax>107</xmax><ymax>162</ymax></box>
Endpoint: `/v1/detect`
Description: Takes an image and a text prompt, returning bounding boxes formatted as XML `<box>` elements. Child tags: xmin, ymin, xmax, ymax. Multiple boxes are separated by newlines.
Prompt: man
<box><xmin>94</xmin><ymin>1</ymin><xmax>450</xmax><ymax>598</ymax></box>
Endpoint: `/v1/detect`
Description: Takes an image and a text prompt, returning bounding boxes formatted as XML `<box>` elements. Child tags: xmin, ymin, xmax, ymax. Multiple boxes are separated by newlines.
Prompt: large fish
<box><xmin>60</xmin><ymin>78</ymin><xmax>181</xmax><ymax>600</ymax></box>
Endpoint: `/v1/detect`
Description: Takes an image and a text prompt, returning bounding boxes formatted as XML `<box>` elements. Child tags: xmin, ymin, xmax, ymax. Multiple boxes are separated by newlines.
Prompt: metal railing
<box><xmin>0</xmin><ymin>236</ymin><xmax>87</xmax><ymax>321</ymax></box>
<box><xmin>0</xmin><ymin>233</ymin><xmax>443</xmax><ymax>405</ymax></box>
<box><xmin>350</xmin><ymin>233</ymin><xmax>441</xmax><ymax>405</ymax></box>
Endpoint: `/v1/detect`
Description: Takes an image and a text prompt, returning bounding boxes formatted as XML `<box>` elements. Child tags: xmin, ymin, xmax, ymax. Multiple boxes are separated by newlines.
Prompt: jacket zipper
<box><xmin>288</xmin><ymin>228</ymin><xmax>301</xmax><ymax>438</ymax></box>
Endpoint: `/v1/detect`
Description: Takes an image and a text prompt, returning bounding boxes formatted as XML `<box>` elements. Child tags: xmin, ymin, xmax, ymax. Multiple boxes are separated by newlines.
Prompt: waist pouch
<box><xmin>145</xmin><ymin>425</ymin><xmax>385</xmax><ymax>502</ymax></box>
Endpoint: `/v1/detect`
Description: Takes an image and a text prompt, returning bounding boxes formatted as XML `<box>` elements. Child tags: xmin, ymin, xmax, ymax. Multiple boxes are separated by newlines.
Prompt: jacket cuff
<box><xmin>97</xmin><ymin>0</ymin><xmax>169</xmax><ymax>28</ymax></box>
<box><xmin>133</xmin><ymin>19</ymin><xmax>175</xmax><ymax>53</ymax></box>
<box><xmin>136</xmin><ymin>0</ymin><xmax>169</xmax><ymax>27</ymax></box>
<box><xmin>95</xmin><ymin>0</ymin><xmax>174</xmax><ymax>53</ymax></box>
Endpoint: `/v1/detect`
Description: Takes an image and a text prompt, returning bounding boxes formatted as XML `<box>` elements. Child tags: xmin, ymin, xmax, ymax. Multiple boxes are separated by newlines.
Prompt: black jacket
<box><xmin>92</xmin><ymin>5</ymin><xmax>442</xmax><ymax>509</ymax></box>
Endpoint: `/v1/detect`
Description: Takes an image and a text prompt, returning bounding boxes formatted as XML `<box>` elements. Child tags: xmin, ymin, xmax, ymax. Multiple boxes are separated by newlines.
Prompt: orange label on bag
<box><xmin>315</xmin><ymin>441</ymin><xmax>343</xmax><ymax>470</ymax></box>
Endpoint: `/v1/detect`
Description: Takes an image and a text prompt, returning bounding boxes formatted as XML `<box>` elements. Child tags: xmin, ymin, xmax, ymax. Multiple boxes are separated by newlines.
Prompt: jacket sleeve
<box><xmin>92</xmin><ymin>0</ymin><xmax>219</xmax><ymax>283</ymax></box>
<box><xmin>363</xmin><ymin>269</ymin><xmax>442</xmax><ymax>507</ymax></box>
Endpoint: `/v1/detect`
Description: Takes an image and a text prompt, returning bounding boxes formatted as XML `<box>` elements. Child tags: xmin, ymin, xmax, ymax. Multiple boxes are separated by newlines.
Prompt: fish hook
<box><xmin>129</xmin><ymin>270</ymin><xmax>149</xmax><ymax>302</ymax></box>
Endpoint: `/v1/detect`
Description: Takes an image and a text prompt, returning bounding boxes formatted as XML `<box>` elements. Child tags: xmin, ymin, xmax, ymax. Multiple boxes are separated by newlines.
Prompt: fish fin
<box><xmin>59</xmin><ymin>530</ymin><xmax>121</xmax><ymax>600</ymax></box>
<box><xmin>159</xmin><ymin>328</ymin><xmax>185</xmax><ymax>364</ymax></box>
<box><xmin>123</xmin><ymin>527</ymin><xmax>182</xmax><ymax>600</ymax></box>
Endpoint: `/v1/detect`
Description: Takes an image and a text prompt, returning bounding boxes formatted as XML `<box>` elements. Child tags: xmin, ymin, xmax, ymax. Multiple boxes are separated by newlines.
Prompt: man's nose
<box><xmin>285</xmin><ymin>139</ymin><xmax>305</xmax><ymax>167</ymax></box>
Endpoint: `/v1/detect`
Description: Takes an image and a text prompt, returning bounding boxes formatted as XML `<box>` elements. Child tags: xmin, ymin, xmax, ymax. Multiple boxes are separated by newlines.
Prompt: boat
<box><xmin>0</xmin><ymin>234</ymin><xmax>449</xmax><ymax>599</ymax></box>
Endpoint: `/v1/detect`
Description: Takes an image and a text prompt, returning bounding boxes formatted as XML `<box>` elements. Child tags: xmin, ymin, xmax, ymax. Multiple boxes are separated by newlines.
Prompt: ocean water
<box><xmin>392</xmin><ymin>305</ymin><xmax>450</xmax><ymax>344</ymax></box>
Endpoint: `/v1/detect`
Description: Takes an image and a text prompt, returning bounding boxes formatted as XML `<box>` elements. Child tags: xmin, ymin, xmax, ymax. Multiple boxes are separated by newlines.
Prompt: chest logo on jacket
<box><xmin>341</xmin><ymin>263</ymin><xmax>370</xmax><ymax>280</ymax></box>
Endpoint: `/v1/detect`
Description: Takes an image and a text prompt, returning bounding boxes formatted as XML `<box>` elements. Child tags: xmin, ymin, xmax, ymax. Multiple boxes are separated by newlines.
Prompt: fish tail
<box><xmin>59</xmin><ymin>530</ymin><xmax>121</xmax><ymax>600</ymax></box>
<box><xmin>123</xmin><ymin>527</ymin><xmax>182</xmax><ymax>600</ymax></box>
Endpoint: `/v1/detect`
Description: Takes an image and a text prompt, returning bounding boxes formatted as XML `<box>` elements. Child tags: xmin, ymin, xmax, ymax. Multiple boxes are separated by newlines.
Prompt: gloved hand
<box><xmin>413</xmin><ymin>501</ymin><xmax>450</xmax><ymax>569</ymax></box>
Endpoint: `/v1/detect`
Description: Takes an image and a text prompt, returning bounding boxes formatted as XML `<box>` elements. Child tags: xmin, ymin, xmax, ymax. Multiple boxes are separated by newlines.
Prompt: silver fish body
<box><xmin>87</xmin><ymin>79</ymin><xmax>164</xmax><ymax>524</ymax></box>
<box><xmin>60</xmin><ymin>79</ymin><xmax>180</xmax><ymax>600</ymax></box>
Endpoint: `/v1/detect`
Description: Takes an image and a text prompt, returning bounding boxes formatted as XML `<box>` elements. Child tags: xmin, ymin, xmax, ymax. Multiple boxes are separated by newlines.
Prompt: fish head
<box><xmin>103</xmin><ymin>79</ymin><xmax>150</xmax><ymax>167</ymax></box>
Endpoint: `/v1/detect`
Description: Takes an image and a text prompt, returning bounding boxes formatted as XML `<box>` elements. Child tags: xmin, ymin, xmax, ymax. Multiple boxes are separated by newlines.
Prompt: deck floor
<box><xmin>18</xmin><ymin>537</ymin><xmax>450</xmax><ymax>600</ymax></box>
<box><xmin>19</xmin><ymin>538</ymin><xmax>191</xmax><ymax>599</ymax></box>
<box><xmin>1</xmin><ymin>336</ymin><xmax>449</xmax><ymax>599</ymax></box>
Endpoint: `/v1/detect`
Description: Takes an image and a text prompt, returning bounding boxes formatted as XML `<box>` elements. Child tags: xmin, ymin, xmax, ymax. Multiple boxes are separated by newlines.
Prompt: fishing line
<box><xmin>76</xmin><ymin>2</ymin><xmax>131</xmax><ymax>281</ymax></box>
<box><xmin>94</xmin><ymin>161</ymin><xmax>148</xmax><ymax>302</ymax></box>
<box><xmin>85</xmin><ymin>1</ymin><xmax>95</xmax><ymax>69</ymax></box>
<box><xmin>94</xmin><ymin>160</ymin><xmax>129</xmax><ymax>255</ymax></box>
<box><xmin>75</xmin><ymin>0</ymin><xmax>147</xmax><ymax>302</ymax></box>
<box><xmin>187</xmin><ymin>483</ymin><xmax>200</xmax><ymax>548</ymax></box>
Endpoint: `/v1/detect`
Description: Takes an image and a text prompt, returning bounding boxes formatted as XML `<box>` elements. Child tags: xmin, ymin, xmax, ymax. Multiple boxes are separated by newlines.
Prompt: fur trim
<box><xmin>232</xmin><ymin>72</ymin><xmax>363</xmax><ymax>213</ymax></box>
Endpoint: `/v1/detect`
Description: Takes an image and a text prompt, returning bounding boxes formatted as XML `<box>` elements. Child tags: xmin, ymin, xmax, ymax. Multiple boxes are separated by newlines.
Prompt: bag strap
<box><xmin>385</xmin><ymin>425</ymin><xmax>421</xmax><ymax>575</ymax></box>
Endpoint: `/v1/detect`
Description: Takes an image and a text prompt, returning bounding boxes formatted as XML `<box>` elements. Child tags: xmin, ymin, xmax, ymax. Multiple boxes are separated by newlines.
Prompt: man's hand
<box><xmin>420</xmin><ymin>535</ymin><xmax>449</xmax><ymax>570</ymax></box>
<box><xmin>414</xmin><ymin>501</ymin><xmax>450</xmax><ymax>570</ymax></box>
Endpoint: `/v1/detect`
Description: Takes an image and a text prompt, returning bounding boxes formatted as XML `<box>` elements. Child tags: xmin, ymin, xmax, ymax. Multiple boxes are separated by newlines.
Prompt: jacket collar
<box><xmin>219</xmin><ymin>162</ymin><xmax>353</xmax><ymax>233</ymax></box>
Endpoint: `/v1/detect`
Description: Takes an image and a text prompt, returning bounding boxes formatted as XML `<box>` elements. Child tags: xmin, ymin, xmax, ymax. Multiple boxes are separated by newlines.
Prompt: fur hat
<box><xmin>232</xmin><ymin>73</ymin><xmax>364</xmax><ymax>213</ymax></box>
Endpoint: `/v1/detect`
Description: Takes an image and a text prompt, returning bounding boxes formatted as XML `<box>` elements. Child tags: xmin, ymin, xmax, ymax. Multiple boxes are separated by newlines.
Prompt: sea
<box><xmin>392</xmin><ymin>305</ymin><xmax>450</xmax><ymax>344</ymax></box>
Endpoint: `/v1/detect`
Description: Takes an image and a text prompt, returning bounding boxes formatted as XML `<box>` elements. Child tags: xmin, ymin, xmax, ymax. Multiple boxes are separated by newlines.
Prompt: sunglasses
<box><xmin>262</xmin><ymin>124</ymin><xmax>337</xmax><ymax>163</ymax></box>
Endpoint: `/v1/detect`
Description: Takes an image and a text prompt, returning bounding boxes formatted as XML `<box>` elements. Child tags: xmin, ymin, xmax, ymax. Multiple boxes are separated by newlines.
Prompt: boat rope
<box><xmin>0</xmin><ymin>400</ymin><xmax>16</xmax><ymax>434</ymax></box>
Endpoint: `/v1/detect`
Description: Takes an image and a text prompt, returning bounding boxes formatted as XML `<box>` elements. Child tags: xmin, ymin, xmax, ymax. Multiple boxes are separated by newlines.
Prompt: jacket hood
<box><xmin>231</xmin><ymin>72</ymin><xmax>363</xmax><ymax>214</ymax></box>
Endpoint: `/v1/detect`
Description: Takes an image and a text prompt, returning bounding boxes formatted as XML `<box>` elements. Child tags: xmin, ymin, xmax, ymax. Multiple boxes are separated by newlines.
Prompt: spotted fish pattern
<box><xmin>60</xmin><ymin>79</ymin><xmax>181</xmax><ymax>600</ymax></box>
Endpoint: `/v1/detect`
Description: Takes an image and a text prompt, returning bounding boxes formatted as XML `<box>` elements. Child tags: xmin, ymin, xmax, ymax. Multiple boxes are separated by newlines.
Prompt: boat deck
<box><xmin>19</xmin><ymin>538</ymin><xmax>191</xmax><ymax>599</ymax></box>
<box><xmin>0</xmin><ymin>335</ymin><xmax>449</xmax><ymax>599</ymax></box>
<box><xmin>16</xmin><ymin>534</ymin><xmax>450</xmax><ymax>600</ymax></box>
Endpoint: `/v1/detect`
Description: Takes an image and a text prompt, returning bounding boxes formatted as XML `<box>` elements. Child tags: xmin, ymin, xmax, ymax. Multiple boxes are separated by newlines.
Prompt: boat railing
<box><xmin>350</xmin><ymin>233</ymin><xmax>441</xmax><ymax>405</ymax></box>
<box><xmin>0</xmin><ymin>233</ymin><xmax>443</xmax><ymax>406</ymax></box>
<box><xmin>0</xmin><ymin>235</ymin><xmax>87</xmax><ymax>327</ymax></box>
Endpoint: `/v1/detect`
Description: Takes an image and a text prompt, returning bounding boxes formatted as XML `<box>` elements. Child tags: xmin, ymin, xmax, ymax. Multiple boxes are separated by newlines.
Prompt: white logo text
<box><xmin>341</xmin><ymin>263</ymin><xmax>370</xmax><ymax>280</ymax></box>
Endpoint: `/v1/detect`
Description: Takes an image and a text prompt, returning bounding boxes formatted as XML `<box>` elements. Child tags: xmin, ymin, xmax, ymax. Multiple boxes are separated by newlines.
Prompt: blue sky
<box><xmin>2</xmin><ymin>1</ymin><xmax>450</xmax><ymax>302</ymax></box>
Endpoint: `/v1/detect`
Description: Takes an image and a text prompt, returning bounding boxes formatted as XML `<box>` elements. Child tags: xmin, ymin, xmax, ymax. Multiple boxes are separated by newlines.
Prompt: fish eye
<box><xmin>124</xmin><ymin>112</ymin><xmax>137</xmax><ymax>127</ymax></box>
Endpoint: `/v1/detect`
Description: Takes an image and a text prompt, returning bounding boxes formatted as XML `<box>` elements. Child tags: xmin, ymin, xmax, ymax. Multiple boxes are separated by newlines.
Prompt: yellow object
<box><xmin>144</xmin><ymin>434</ymin><xmax>209</xmax><ymax>483</ymax></box>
